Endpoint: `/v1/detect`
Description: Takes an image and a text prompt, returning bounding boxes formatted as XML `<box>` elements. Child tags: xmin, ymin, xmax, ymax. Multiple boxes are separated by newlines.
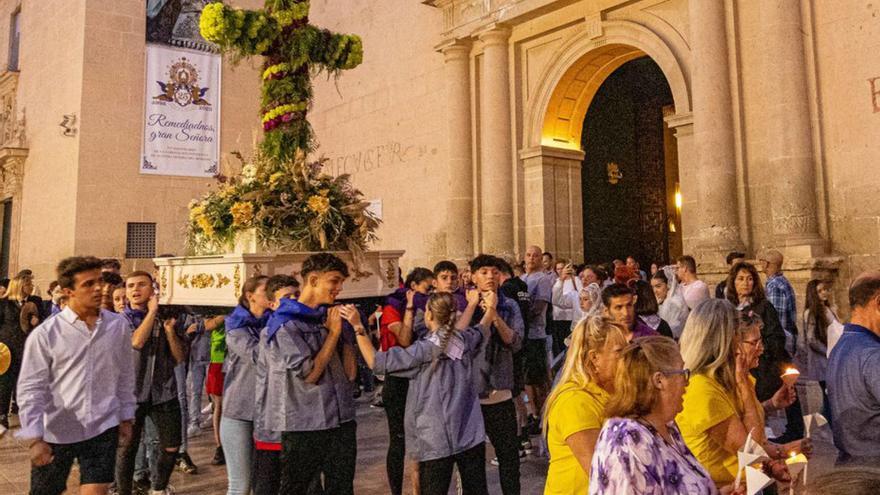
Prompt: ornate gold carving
<box><xmin>177</xmin><ymin>273</ymin><xmax>190</xmax><ymax>288</ymax></box>
<box><xmin>233</xmin><ymin>265</ymin><xmax>242</xmax><ymax>297</ymax></box>
<box><xmin>385</xmin><ymin>260</ymin><xmax>397</xmax><ymax>289</ymax></box>
<box><xmin>191</xmin><ymin>273</ymin><xmax>215</xmax><ymax>289</ymax></box>
<box><xmin>160</xmin><ymin>268</ymin><xmax>168</xmax><ymax>292</ymax></box>
<box><xmin>350</xmin><ymin>266</ymin><xmax>373</xmax><ymax>283</ymax></box>
<box><xmin>216</xmin><ymin>273</ymin><xmax>231</xmax><ymax>288</ymax></box>
<box><xmin>252</xmin><ymin>263</ymin><xmax>262</xmax><ymax>276</ymax></box>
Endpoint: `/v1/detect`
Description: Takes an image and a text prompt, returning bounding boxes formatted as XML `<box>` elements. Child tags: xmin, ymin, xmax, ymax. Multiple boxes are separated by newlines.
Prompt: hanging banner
<box><xmin>142</xmin><ymin>44</ymin><xmax>220</xmax><ymax>177</ymax></box>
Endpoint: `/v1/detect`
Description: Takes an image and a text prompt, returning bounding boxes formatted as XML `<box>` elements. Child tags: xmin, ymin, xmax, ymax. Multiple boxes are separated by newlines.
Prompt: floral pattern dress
<box><xmin>589</xmin><ymin>417</ymin><xmax>718</xmax><ymax>495</ymax></box>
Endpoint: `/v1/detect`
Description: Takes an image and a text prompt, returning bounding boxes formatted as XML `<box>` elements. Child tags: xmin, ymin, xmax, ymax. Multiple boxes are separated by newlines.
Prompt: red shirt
<box><xmin>379</xmin><ymin>305</ymin><xmax>403</xmax><ymax>351</ymax></box>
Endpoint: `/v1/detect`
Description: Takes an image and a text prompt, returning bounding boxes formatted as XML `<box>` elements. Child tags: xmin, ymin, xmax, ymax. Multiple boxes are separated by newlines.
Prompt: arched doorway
<box><xmin>580</xmin><ymin>57</ymin><xmax>682</xmax><ymax>265</ymax></box>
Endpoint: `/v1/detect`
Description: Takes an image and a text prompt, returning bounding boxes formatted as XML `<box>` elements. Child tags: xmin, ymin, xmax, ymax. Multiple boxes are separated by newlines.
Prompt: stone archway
<box><xmin>519</xmin><ymin>20</ymin><xmax>692</xmax><ymax>262</ymax></box>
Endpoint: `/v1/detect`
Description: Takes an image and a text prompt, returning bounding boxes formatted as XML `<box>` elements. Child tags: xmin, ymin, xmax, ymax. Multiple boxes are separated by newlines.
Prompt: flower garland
<box><xmin>200</xmin><ymin>1</ymin><xmax>363</xmax><ymax>161</ymax></box>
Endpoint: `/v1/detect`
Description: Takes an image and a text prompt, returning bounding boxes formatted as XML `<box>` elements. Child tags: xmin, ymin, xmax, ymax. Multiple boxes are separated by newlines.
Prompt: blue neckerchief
<box><xmin>124</xmin><ymin>306</ymin><xmax>147</xmax><ymax>328</ymax></box>
<box><xmin>226</xmin><ymin>304</ymin><xmax>271</xmax><ymax>339</ymax></box>
<box><xmin>266</xmin><ymin>298</ymin><xmax>325</xmax><ymax>341</ymax></box>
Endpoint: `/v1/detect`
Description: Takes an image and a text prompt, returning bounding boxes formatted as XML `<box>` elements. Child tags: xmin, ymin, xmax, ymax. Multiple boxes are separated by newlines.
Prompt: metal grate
<box><xmin>126</xmin><ymin>223</ymin><xmax>156</xmax><ymax>258</ymax></box>
<box><xmin>8</xmin><ymin>10</ymin><xmax>20</xmax><ymax>71</ymax></box>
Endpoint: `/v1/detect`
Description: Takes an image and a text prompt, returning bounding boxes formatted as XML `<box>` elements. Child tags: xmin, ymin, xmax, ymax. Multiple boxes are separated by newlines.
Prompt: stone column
<box><xmin>478</xmin><ymin>26</ymin><xmax>514</xmax><ymax>255</ymax></box>
<box><xmin>439</xmin><ymin>40</ymin><xmax>474</xmax><ymax>262</ymax></box>
<box><xmin>688</xmin><ymin>0</ymin><xmax>742</xmax><ymax>257</ymax></box>
<box><xmin>761</xmin><ymin>0</ymin><xmax>825</xmax><ymax>256</ymax></box>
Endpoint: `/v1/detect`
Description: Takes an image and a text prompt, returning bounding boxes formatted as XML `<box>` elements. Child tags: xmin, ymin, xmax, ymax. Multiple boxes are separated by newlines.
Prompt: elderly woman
<box><xmin>725</xmin><ymin>261</ymin><xmax>804</xmax><ymax>442</ymax></box>
<box><xmin>543</xmin><ymin>316</ymin><xmax>627</xmax><ymax>494</ymax></box>
<box><xmin>676</xmin><ymin>299</ymin><xmax>810</xmax><ymax>487</ymax></box>
<box><xmin>0</xmin><ymin>273</ymin><xmax>40</xmax><ymax>429</ymax></box>
<box><xmin>589</xmin><ymin>336</ymin><xmax>724</xmax><ymax>494</ymax></box>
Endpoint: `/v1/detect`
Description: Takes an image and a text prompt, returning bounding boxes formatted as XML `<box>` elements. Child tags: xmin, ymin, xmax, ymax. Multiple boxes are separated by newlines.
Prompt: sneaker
<box><xmin>0</xmin><ymin>414</ymin><xmax>8</xmax><ymax>429</ymax></box>
<box><xmin>186</xmin><ymin>423</ymin><xmax>202</xmax><ymax>438</ymax></box>
<box><xmin>199</xmin><ymin>417</ymin><xmax>214</xmax><ymax>430</ymax></box>
<box><xmin>490</xmin><ymin>450</ymin><xmax>526</xmax><ymax>466</ymax></box>
<box><xmin>176</xmin><ymin>452</ymin><xmax>198</xmax><ymax>474</ymax></box>
<box><xmin>212</xmin><ymin>446</ymin><xmax>225</xmax><ymax>465</ymax></box>
<box><xmin>151</xmin><ymin>486</ymin><xmax>175</xmax><ymax>495</ymax></box>
<box><xmin>133</xmin><ymin>475</ymin><xmax>151</xmax><ymax>493</ymax></box>
<box><xmin>520</xmin><ymin>438</ymin><xmax>533</xmax><ymax>455</ymax></box>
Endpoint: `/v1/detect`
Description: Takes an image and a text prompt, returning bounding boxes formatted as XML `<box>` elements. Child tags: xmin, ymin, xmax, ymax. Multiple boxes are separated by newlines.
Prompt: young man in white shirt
<box><xmin>16</xmin><ymin>256</ymin><xmax>136</xmax><ymax>495</ymax></box>
<box><xmin>676</xmin><ymin>255</ymin><xmax>711</xmax><ymax>310</ymax></box>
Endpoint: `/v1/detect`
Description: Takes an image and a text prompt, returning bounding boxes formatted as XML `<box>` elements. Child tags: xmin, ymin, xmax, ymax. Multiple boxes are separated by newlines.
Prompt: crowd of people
<box><xmin>0</xmin><ymin>248</ymin><xmax>879</xmax><ymax>495</ymax></box>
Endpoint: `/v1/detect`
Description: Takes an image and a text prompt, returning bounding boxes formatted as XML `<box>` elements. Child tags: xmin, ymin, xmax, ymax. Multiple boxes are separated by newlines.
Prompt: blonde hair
<box><xmin>1</xmin><ymin>274</ymin><xmax>31</xmax><ymax>302</ymax></box>
<box><xmin>605</xmin><ymin>336</ymin><xmax>681</xmax><ymax>418</ymax></box>
<box><xmin>542</xmin><ymin>315</ymin><xmax>627</xmax><ymax>434</ymax></box>
<box><xmin>426</xmin><ymin>292</ymin><xmax>459</xmax><ymax>372</ymax></box>
<box><xmin>678</xmin><ymin>299</ymin><xmax>742</xmax><ymax>395</ymax></box>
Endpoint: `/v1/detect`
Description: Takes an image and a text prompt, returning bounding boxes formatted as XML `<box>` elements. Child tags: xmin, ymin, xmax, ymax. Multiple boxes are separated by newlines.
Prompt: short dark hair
<box><xmin>101</xmin><ymin>258</ymin><xmax>122</xmax><ymax>270</ymax></box>
<box><xmin>15</xmin><ymin>268</ymin><xmax>33</xmax><ymax>279</ymax></box>
<box><xmin>48</xmin><ymin>280</ymin><xmax>59</xmax><ymax>293</ymax></box>
<box><xmin>496</xmin><ymin>258</ymin><xmax>514</xmax><ymax>277</ymax></box>
<box><xmin>405</xmin><ymin>267</ymin><xmax>435</xmax><ymax>289</ymax></box>
<box><xmin>849</xmin><ymin>273</ymin><xmax>880</xmax><ymax>309</ymax></box>
<box><xmin>125</xmin><ymin>270</ymin><xmax>154</xmax><ymax>284</ymax></box>
<box><xmin>101</xmin><ymin>271</ymin><xmax>124</xmax><ymax>287</ymax></box>
<box><xmin>543</xmin><ymin>252</ymin><xmax>553</xmax><ymax>259</ymax></box>
<box><xmin>432</xmin><ymin>261</ymin><xmax>458</xmax><ymax>277</ymax></box>
<box><xmin>239</xmin><ymin>275</ymin><xmax>269</xmax><ymax>308</ymax></box>
<box><xmin>57</xmin><ymin>256</ymin><xmax>104</xmax><ymax>290</ymax></box>
<box><xmin>602</xmin><ymin>283</ymin><xmax>635</xmax><ymax>308</ymax></box>
<box><xmin>633</xmin><ymin>280</ymin><xmax>659</xmax><ymax>316</ymax></box>
<box><xmin>677</xmin><ymin>255</ymin><xmax>697</xmax><ymax>274</ymax></box>
<box><xmin>725</xmin><ymin>261</ymin><xmax>765</xmax><ymax>306</ymax></box>
<box><xmin>726</xmin><ymin>251</ymin><xmax>746</xmax><ymax>265</ymax></box>
<box><xmin>469</xmin><ymin>254</ymin><xmax>500</xmax><ymax>272</ymax></box>
<box><xmin>651</xmin><ymin>270</ymin><xmax>668</xmax><ymax>285</ymax></box>
<box><xmin>266</xmin><ymin>275</ymin><xmax>299</xmax><ymax>300</ymax></box>
<box><xmin>300</xmin><ymin>253</ymin><xmax>349</xmax><ymax>279</ymax></box>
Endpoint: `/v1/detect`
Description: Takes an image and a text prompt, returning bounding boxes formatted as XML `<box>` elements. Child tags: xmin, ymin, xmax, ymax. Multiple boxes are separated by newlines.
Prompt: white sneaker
<box><xmin>187</xmin><ymin>424</ymin><xmax>202</xmax><ymax>438</ymax></box>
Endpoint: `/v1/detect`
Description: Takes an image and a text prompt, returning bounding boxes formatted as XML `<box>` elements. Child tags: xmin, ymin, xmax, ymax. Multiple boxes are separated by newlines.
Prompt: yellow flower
<box><xmin>196</xmin><ymin>215</ymin><xmax>215</xmax><ymax>237</ymax></box>
<box><xmin>269</xmin><ymin>172</ymin><xmax>285</xmax><ymax>188</ymax></box>
<box><xmin>307</xmin><ymin>195</ymin><xmax>330</xmax><ymax>215</ymax></box>
<box><xmin>230</xmin><ymin>202</ymin><xmax>255</xmax><ymax>227</ymax></box>
<box><xmin>189</xmin><ymin>204</ymin><xmax>205</xmax><ymax>221</ymax></box>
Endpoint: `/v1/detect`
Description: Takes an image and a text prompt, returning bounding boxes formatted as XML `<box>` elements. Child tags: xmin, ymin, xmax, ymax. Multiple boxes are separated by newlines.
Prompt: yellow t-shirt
<box><xmin>676</xmin><ymin>373</ymin><xmax>741</xmax><ymax>485</ymax></box>
<box><xmin>543</xmin><ymin>380</ymin><xmax>608</xmax><ymax>495</ymax></box>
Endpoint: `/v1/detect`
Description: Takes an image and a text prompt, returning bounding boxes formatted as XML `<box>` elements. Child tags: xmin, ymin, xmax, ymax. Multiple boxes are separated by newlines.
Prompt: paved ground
<box><xmin>1</xmin><ymin>384</ymin><xmax>838</xmax><ymax>494</ymax></box>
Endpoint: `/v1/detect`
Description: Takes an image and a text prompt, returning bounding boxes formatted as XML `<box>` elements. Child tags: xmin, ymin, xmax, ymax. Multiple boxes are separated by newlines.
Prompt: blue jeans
<box><xmin>188</xmin><ymin>361</ymin><xmax>208</xmax><ymax>428</ymax></box>
<box><xmin>220</xmin><ymin>416</ymin><xmax>254</xmax><ymax>495</ymax></box>
<box><xmin>134</xmin><ymin>416</ymin><xmax>158</xmax><ymax>481</ymax></box>
<box><xmin>174</xmin><ymin>363</ymin><xmax>189</xmax><ymax>452</ymax></box>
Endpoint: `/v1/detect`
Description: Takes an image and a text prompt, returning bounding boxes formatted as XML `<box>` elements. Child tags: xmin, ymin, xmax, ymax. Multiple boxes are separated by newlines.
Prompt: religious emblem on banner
<box><xmin>153</xmin><ymin>57</ymin><xmax>211</xmax><ymax>107</ymax></box>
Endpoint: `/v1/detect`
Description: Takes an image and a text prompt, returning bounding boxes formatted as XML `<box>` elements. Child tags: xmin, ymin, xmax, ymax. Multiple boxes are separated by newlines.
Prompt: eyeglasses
<box><xmin>661</xmin><ymin>368</ymin><xmax>691</xmax><ymax>382</ymax></box>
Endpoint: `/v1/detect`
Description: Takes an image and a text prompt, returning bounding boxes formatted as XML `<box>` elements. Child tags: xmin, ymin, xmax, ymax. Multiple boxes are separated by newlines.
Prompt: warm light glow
<box><xmin>789</xmin><ymin>452</ymin><xmax>797</xmax><ymax>459</ymax></box>
<box><xmin>540</xmin><ymin>136</ymin><xmax>582</xmax><ymax>151</ymax></box>
<box><xmin>674</xmin><ymin>191</ymin><xmax>682</xmax><ymax>210</ymax></box>
<box><xmin>782</xmin><ymin>367</ymin><xmax>800</xmax><ymax>376</ymax></box>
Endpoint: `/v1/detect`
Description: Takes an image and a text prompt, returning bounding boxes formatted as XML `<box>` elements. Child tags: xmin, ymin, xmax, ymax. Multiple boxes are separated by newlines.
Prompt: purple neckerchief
<box><xmin>631</xmin><ymin>318</ymin><xmax>660</xmax><ymax>339</ymax></box>
<box><xmin>123</xmin><ymin>306</ymin><xmax>147</xmax><ymax>328</ymax></box>
<box><xmin>266</xmin><ymin>298</ymin><xmax>324</xmax><ymax>342</ymax></box>
<box><xmin>384</xmin><ymin>287</ymin><xmax>430</xmax><ymax>315</ymax></box>
<box><xmin>226</xmin><ymin>304</ymin><xmax>271</xmax><ymax>339</ymax></box>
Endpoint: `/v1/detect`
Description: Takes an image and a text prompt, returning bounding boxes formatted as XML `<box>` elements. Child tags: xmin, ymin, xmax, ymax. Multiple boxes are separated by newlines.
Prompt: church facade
<box><xmin>305</xmin><ymin>0</ymin><xmax>879</xmax><ymax>304</ymax></box>
<box><xmin>0</xmin><ymin>0</ymin><xmax>876</xmax><ymax>309</ymax></box>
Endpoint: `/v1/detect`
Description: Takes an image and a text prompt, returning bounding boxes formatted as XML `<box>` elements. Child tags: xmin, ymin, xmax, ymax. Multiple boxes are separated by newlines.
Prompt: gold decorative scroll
<box><xmin>177</xmin><ymin>272</ymin><xmax>233</xmax><ymax>290</ymax></box>
<box><xmin>177</xmin><ymin>273</ymin><xmax>189</xmax><ymax>288</ymax></box>
<box><xmin>233</xmin><ymin>265</ymin><xmax>242</xmax><ymax>297</ymax></box>
<box><xmin>191</xmin><ymin>273</ymin><xmax>215</xmax><ymax>289</ymax></box>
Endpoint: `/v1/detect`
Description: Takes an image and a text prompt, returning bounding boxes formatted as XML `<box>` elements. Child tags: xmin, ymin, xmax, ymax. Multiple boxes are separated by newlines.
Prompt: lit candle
<box><xmin>781</xmin><ymin>367</ymin><xmax>800</xmax><ymax>386</ymax></box>
<box><xmin>785</xmin><ymin>452</ymin><xmax>808</xmax><ymax>495</ymax></box>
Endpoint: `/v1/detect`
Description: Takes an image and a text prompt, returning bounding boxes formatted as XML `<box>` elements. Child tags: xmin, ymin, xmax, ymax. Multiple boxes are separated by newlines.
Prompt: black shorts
<box><xmin>30</xmin><ymin>426</ymin><xmax>118</xmax><ymax>494</ymax></box>
<box><xmin>522</xmin><ymin>338</ymin><xmax>550</xmax><ymax>386</ymax></box>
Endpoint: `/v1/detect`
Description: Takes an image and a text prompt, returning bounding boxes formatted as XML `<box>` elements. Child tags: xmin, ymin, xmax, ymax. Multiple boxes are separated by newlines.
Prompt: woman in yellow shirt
<box><xmin>543</xmin><ymin>315</ymin><xmax>627</xmax><ymax>494</ymax></box>
<box><xmin>676</xmin><ymin>299</ymin><xmax>811</xmax><ymax>485</ymax></box>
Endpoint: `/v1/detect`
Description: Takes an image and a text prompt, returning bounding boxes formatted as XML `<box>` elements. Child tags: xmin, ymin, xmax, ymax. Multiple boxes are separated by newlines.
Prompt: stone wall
<box><xmin>308</xmin><ymin>0</ymin><xmax>449</xmax><ymax>269</ymax></box>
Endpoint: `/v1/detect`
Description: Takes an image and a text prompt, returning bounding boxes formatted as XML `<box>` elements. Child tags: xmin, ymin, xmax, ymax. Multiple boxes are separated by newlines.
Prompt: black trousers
<box><xmin>549</xmin><ymin>320</ymin><xmax>571</xmax><ymax>357</ymax></box>
<box><xmin>481</xmin><ymin>399</ymin><xmax>520</xmax><ymax>495</ymax></box>
<box><xmin>116</xmin><ymin>399</ymin><xmax>182</xmax><ymax>495</ymax></box>
<box><xmin>253</xmin><ymin>449</ymin><xmax>280</xmax><ymax>495</ymax></box>
<box><xmin>0</xmin><ymin>333</ymin><xmax>23</xmax><ymax>419</ymax></box>
<box><xmin>383</xmin><ymin>375</ymin><xmax>409</xmax><ymax>495</ymax></box>
<box><xmin>280</xmin><ymin>420</ymin><xmax>357</xmax><ymax>495</ymax></box>
<box><xmin>419</xmin><ymin>443</ymin><xmax>489</xmax><ymax>495</ymax></box>
<box><xmin>30</xmin><ymin>427</ymin><xmax>118</xmax><ymax>495</ymax></box>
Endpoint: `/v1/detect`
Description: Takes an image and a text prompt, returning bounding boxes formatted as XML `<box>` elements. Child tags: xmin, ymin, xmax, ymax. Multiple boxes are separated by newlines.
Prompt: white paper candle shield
<box><xmin>746</xmin><ymin>465</ymin><xmax>773</xmax><ymax>495</ymax></box>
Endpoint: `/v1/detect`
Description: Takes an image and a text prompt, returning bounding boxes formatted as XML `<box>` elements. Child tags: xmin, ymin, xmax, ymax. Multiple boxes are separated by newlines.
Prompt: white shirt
<box><xmin>16</xmin><ymin>307</ymin><xmax>136</xmax><ymax>444</ymax></box>
<box><xmin>680</xmin><ymin>279</ymin><xmax>710</xmax><ymax>310</ymax></box>
<box><xmin>551</xmin><ymin>277</ymin><xmax>582</xmax><ymax>321</ymax></box>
